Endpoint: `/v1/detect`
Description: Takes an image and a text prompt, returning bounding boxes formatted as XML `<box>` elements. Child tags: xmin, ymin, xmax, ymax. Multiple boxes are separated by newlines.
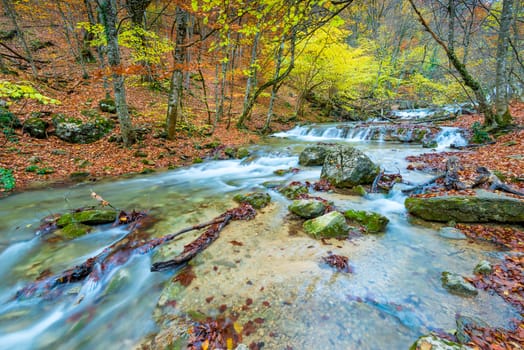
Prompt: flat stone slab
<box><xmin>405</xmin><ymin>190</ymin><xmax>524</xmax><ymax>223</ymax></box>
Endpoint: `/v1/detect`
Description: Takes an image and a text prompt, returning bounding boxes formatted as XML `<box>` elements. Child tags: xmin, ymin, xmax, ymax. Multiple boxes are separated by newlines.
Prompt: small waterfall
<box><xmin>435</xmin><ymin>127</ymin><xmax>468</xmax><ymax>149</ymax></box>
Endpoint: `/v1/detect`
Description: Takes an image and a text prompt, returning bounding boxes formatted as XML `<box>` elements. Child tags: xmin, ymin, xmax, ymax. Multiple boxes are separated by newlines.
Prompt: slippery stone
<box><xmin>288</xmin><ymin>199</ymin><xmax>327</xmax><ymax>219</ymax></box>
<box><xmin>409</xmin><ymin>334</ymin><xmax>473</xmax><ymax>350</ymax></box>
<box><xmin>55</xmin><ymin>223</ymin><xmax>92</xmax><ymax>239</ymax></box>
<box><xmin>441</xmin><ymin>271</ymin><xmax>478</xmax><ymax>297</ymax></box>
<box><xmin>233</xmin><ymin>192</ymin><xmax>271</xmax><ymax>209</ymax></box>
<box><xmin>473</xmin><ymin>260</ymin><xmax>492</xmax><ymax>275</ymax></box>
<box><xmin>278</xmin><ymin>183</ymin><xmax>309</xmax><ymax>199</ymax></box>
<box><xmin>303</xmin><ymin>211</ymin><xmax>350</xmax><ymax>239</ymax></box>
<box><xmin>53</xmin><ymin>114</ymin><xmax>114</xmax><ymax>144</ymax></box>
<box><xmin>298</xmin><ymin>145</ymin><xmax>329</xmax><ymax>166</ymax></box>
<box><xmin>56</xmin><ymin>209</ymin><xmax>117</xmax><ymax>227</ymax></box>
<box><xmin>438</xmin><ymin>227</ymin><xmax>467</xmax><ymax>240</ymax></box>
<box><xmin>344</xmin><ymin>209</ymin><xmax>389</xmax><ymax>233</ymax></box>
<box><xmin>405</xmin><ymin>190</ymin><xmax>524</xmax><ymax>223</ymax></box>
<box><xmin>320</xmin><ymin>145</ymin><xmax>379</xmax><ymax>188</ymax></box>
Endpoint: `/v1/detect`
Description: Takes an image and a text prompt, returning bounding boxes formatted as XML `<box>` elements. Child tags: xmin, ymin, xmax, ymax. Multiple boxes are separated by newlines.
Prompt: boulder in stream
<box><xmin>409</xmin><ymin>334</ymin><xmax>473</xmax><ymax>350</ymax></box>
<box><xmin>405</xmin><ymin>190</ymin><xmax>524</xmax><ymax>223</ymax></box>
<box><xmin>441</xmin><ymin>271</ymin><xmax>478</xmax><ymax>297</ymax></box>
<box><xmin>303</xmin><ymin>211</ymin><xmax>350</xmax><ymax>239</ymax></box>
<box><xmin>320</xmin><ymin>145</ymin><xmax>379</xmax><ymax>188</ymax></box>
<box><xmin>288</xmin><ymin>199</ymin><xmax>327</xmax><ymax>219</ymax></box>
<box><xmin>233</xmin><ymin>192</ymin><xmax>271</xmax><ymax>209</ymax></box>
<box><xmin>344</xmin><ymin>209</ymin><xmax>389</xmax><ymax>233</ymax></box>
<box><xmin>278</xmin><ymin>182</ymin><xmax>309</xmax><ymax>199</ymax></box>
<box><xmin>56</xmin><ymin>222</ymin><xmax>92</xmax><ymax>239</ymax></box>
<box><xmin>298</xmin><ymin>145</ymin><xmax>329</xmax><ymax>166</ymax></box>
<box><xmin>473</xmin><ymin>260</ymin><xmax>492</xmax><ymax>275</ymax></box>
<box><xmin>56</xmin><ymin>209</ymin><xmax>117</xmax><ymax>227</ymax></box>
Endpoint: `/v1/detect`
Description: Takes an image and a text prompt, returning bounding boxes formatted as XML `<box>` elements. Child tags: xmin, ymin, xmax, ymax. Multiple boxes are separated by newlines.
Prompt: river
<box><xmin>0</xmin><ymin>122</ymin><xmax>518</xmax><ymax>349</ymax></box>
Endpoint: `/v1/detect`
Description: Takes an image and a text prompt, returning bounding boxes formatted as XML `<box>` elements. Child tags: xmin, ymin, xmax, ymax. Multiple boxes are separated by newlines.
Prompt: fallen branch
<box><xmin>16</xmin><ymin>204</ymin><xmax>257</xmax><ymax>299</ymax></box>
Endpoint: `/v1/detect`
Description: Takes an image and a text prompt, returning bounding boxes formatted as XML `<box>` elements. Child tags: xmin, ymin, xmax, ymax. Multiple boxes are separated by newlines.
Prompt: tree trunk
<box><xmin>240</xmin><ymin>30</ymin><xmax>261</xmax><ymax>126</ymax></box>
<box><xmin>264</xmin><ymin>40</ymin><xmax>285</xmax><ymax>132</ymax></box>
<box><xmin>1</xmin><ymin>0</ymin><xmax>38</xmax><ymax>78</ymax></box>
<box><xmin>408</xmin><ymin>0</ymin><xmax>496</xmax><ymax>127</ymax></box>
<box><xmin>237</xmin><ymin>30</ymin><xmax>296</xmax><ymax>129</ymax></box>
<box><xmin>494</xmin><ymin>0</ymin><xmax>514</xmax><ymax>124</ymax></box>
<box><xmin>166</xmin><ymin>6</ymin><xmax>187</xmax><ymax>140</ymax></box>
<box><xmin>98</xmin><ymin>0</ymin><xmax>135</xmax><ymax>146</ymax></box>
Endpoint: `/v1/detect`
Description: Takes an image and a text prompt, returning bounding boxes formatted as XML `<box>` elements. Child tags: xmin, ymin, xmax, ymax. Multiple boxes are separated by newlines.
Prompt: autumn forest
<box><xmin>0</xmin><ymin>0</ymin><xmax>523</xmax><ymax>349</ymax></box>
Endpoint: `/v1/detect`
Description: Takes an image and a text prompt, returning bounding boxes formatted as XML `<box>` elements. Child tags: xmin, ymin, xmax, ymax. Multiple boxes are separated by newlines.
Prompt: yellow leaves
<box><xmin>233</xmin><ymin>322</ymin><xmax>243</xmax><ymax>334</ymax></box>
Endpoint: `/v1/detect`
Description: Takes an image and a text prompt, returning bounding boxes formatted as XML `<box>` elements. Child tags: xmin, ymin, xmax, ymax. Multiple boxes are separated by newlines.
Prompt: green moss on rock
<box><xmin>405</xmin><ymin>191</ymin><xmax>524</xmax><ymax>223</ymax></box>
<box><xmin>288</xmin><ymin>199</ymin><xmax>327</xmax><ymax>219</ymax></box>
<box><xmin>56</xmin><ymin>223</ymin><xmax>92</xmax><ymax>239</ymax></box>
<box><xmin>57</xmin><ymin>209</ymin><xmax>117</xmax><ymax>227</ymax></box>
<box><xmin>233</xmin><ymin>192</ymin><xmax>271</xmax><ymax>209</ymax></box>
<box><xmin>303</xmin><ymin>211</ymin><xmax>350</xmax><ymax>239</ymax></box>
<box><xmin>278</xmin><ymin>183</ymin><xmax>308</xmax><ymax>199</ymax></box>
<box><xmin>344</xmin><ymin>209</ymin><xmax>389</xmax><ymax>233</ymax></box>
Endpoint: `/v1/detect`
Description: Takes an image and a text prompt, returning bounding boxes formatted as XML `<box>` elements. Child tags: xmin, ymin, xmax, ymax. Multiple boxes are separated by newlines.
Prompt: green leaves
<box><xmin>0</xmin><ymin>81</ymin><xmax>60</xmax><ymax>105</ymax></box>
<box><xmin>0</xmin><ymin>167</ymin><xmax>15</xmax><ymax>192</ymax></box>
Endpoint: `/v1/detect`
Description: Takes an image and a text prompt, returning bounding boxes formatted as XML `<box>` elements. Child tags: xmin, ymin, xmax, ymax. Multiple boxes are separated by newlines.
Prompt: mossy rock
<box><xmin>23</xmin><ymin>117</ymin><xmax>48</xmax><ymax>139</ymax></box>
<box><xmin>288</xmin><ymin>199</ymin><xmax>327</xmax><ymax>219</ymax></box>
<box><xmin>473</xmin><ymin>260</ymin><xmax>492</xmax><ymax>275</ymax></box>
<box><xmin>233</xmin><ymin>192</ymin><xmax>271</xmax><ymax>209</ymax></box>
<box><xmin>56</xmin><ymin>209</ymin><xmax>117</xmax><ymax>227</ymax></box>
<box><xmin>409</xmin><ymin>334</ymin><xmax>471</xmax><ymax>350</ymax></box>
<box><xmin>405</xmin><ymin>191</ymin><xmax>524</xmax><ymax>223</ymax></box>
<box><xmin>236</xmin><ymin>147</ymin><xmax>250</xmax><ymax>159</ymax></box>
<box><xmin>99</xmin><ymin>98</ymin><xmax>116</xmax><ymax>113</ymax></box>
<box><xmin>303</xmin><ymin>211</ymin><xmax>350</xmax><ymax>239</ymax></box>
<box><xmin>298</xmin><ymin>145</ymin><xmax>329</xmax><ymax>166</ymax></box>
<box><xmin>278</xmin><ymin>183</ymin><xmax>308</xmax><ymax>199</ymax></box>
<box><xmin>56</xmin><ymin>223</ymin><xmax>92</xmax><ymax>239</ymax></box>
<box><xmin>344</xmin><ymin>209</ymin><xmax>389</xmax><ymax>233</ymax></box>
<box><xmin>0</xmin><ymin>107</ymin><xmax>21</xmax><ymax>129</ymax></box>
<box><xmin>441</xmin><ymin>271</ymin><xmax>478</xmax><ymax>297</ymax></box>
<box><xmin>353</xmin><ymin>185</ymin><xmax>367</xmax><ymax>196</ymax></box>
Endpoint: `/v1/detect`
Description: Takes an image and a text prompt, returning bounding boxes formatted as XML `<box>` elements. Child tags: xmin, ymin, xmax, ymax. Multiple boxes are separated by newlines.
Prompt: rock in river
<box><xmin>303</xmin><ymin>211</ymin><xmax>350</xmax><ymax>239</ymax></box>
<box><xmin>405</xmin><ymin>190</ymin><xmax>524</xmax><ymax>223</ymax></box>
<box><xmin>344</xmin><ymin>209</ymin><xmax>389</xmax><ymax>233</ymax></box>
<box><xmin>320</xmin><ymin>145</ymin><xmax>379</xmax><ymax>188</ymax></box>
<box><xmin>288</xmin><ymin>199</ymin><xmax>327</xmax><ymax>219</ymax></box>
<box><xmin>441</xmin><ymin>271</ymin><xmax>478</xmax><ymax>297</ymax></box>
<box><xmin>233</xmin><ymin>192</ymin><xmax>271</xmax><ymax>209</ymax></box>
<box><xmin>298</xmin><ymin>145</ymin><xmax>329</xmax><ymax>166</ymax></box>
<box><xmin>409</xmin><ymin>334</ymin><xmax>473</xmax><ymax>350</ymax></box>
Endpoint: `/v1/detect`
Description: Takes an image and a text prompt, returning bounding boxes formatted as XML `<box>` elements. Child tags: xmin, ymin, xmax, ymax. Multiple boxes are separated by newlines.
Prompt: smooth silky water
<box><xmin>0</xmin><ymin>124</ymin><xmax>518</xmax><ymax>349</ymax></box>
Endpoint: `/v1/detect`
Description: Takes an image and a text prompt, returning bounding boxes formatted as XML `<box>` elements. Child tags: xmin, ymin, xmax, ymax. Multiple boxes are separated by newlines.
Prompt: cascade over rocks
<box><xmin>320</xmin><ymin>145</ymin><xmax>380</xmax><ymax>188</ymax></box>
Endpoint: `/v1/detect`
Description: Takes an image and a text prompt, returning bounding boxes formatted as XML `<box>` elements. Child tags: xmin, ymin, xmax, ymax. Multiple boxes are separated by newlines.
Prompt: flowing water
<box><xmin>0</xmin><ymin>123</ymin><xmax>518</xmax><ymax>349</ymax></box>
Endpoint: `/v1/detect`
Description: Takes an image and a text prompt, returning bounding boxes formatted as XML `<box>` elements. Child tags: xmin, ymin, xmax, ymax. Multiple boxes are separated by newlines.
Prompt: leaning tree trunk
<box><xmin>408</xmin><ymin>0</ymin><xmax>496</xmax><ymax>128</ymax></box>
<box><xmin>98</xmin><ymin>0</ymin><xmax>135</xmax><ymax>146</ymax></box>
<box><xmin>166</xmin><ymin>6</ymin><xmax>187</xmax><ymax>140</ymax></box>
<box><xmin>494</xmin><ymin>0</ymin><xmax>514</xmax><ymax>124</ymax></box>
